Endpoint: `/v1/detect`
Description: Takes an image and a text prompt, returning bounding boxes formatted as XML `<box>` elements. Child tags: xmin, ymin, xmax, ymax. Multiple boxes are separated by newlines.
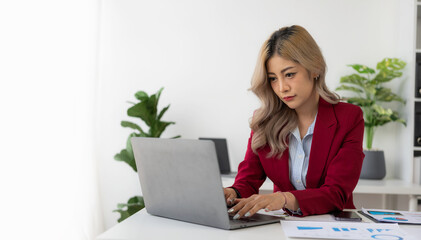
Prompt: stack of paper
<box><xmin>281</xmin><ymin>220</ymin><xmax>415</xmax><ymax>240</ymax></box>
<box><xmin>361</xmin><ymin>208</ymin><xmax>421</xmax><ymax>224</ymax></box>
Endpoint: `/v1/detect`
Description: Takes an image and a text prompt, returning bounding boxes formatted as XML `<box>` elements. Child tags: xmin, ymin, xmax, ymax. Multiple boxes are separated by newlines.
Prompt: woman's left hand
<box><xmin>227</xmin><ymin>192</ymin><xmax>285</xmax><ymax>219</ymax></box>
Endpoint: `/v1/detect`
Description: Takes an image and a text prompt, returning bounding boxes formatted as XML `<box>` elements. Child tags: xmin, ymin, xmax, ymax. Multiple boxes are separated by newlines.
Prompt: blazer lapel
<box><xmin>279</xmin><ymin>148</ymin><xmax>295</xmax><ymax>190</ymax></box>
<box><xmin>269</xmin><ymin>145</ymin><xmax>295</xmax><ymax>191</ymax></box>
<box><xmin>306</xmin><ymin>98</ymin><xmax>337</xmax><ymax>188</ymax></box>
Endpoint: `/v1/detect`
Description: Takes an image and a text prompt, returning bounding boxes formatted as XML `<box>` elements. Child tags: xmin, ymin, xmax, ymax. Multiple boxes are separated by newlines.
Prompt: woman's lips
<box><xmin>283</xmin><ymin>96</ymin><xmax>295</xmax><ymax>101</ymax></box>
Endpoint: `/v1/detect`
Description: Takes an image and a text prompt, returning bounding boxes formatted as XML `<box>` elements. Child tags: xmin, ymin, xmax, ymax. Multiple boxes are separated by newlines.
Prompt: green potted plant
<box><xmin>336</xmin><ymin>58</ymin><xmax>406</xmax><ymax>179</ymax></box>
<box><xmin>113</xmin><ymin>87</ymin><xmax>180</xmax><ymax>222</ymax></box>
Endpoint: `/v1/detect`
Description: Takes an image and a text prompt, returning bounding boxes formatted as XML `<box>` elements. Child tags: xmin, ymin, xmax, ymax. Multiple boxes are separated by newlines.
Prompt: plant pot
<box><xmin>359</xmin><ymin>150</ymin><xmax>386</xmax><ymax>180</ymax></box>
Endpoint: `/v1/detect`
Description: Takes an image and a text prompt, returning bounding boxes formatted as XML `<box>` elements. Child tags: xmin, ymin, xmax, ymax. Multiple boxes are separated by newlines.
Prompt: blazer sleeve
<box><xmin>289</xmin><ymin>106</ymin><xmax>365</xmax><ymax>216</ymax></box>
<box><xmin>230</xmin><ymin>131</ymin><xmax>267</xmax><ymax>198</ymax></box>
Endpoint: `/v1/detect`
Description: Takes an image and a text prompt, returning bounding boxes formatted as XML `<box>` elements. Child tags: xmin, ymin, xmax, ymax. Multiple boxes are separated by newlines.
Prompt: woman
<box><xmin>224</xmin><ymin>25</ymin><xmax>364</xmax><ymax>219</ymax></box>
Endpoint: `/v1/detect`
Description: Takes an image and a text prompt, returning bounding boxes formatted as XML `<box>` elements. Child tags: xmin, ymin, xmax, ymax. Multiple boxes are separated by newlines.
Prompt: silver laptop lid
<box><xmin>131</xmin><ymin>137</ymin><xmax>230</xmax><ymax>229</ymax></box>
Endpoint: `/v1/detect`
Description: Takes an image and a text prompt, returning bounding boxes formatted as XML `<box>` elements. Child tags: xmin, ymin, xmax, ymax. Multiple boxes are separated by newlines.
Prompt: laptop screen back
<box><xmin>131</xmin><ymin>137</ymin><xmax>231</xmax><ymax>229</ymax></box>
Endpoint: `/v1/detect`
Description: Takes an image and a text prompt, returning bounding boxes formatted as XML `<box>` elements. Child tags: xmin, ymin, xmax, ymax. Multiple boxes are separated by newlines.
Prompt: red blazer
<box><xmin>231</xmin><ymin>98</ymin><xmax>365</xmax><ymax>216</ymax></box>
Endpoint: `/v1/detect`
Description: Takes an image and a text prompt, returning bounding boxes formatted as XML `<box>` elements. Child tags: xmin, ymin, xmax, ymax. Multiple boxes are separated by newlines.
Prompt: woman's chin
<box><xmin>282</xmin><ymin>102</ymin><xmax>297</xmax><ymax>109</ymax></box>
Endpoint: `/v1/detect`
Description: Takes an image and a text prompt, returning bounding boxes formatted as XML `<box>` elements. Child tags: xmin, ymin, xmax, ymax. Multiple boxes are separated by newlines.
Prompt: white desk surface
<box><xmin>355</xmin><ymin>179</ymin><xmax>421</xmax><ymax>195</ymax></box>
<box><xmin>97</xmin><ymin>209</ymin><xmax>421</xmax><ymax>240</ymax></box>
<box><xmin>97</xmin><ymin>178</ymin><xmax>421</xmax><ymax>240</ymax></box>
<box><xmin>221</xmin><ymin>177</ymin><xmax>421</xmax><ymax>195</ymax></box>
<box><xmin>221</xmin><ymin>177</ymin><xmax>421</xmax><ymax>211</ymax></box>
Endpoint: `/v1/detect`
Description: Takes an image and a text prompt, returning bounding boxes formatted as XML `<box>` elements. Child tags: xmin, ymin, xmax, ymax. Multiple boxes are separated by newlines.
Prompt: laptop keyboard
<box><xmin>229</xmin><ymin>215</ymin><xmax>257</xmax><ymax>222</ymax></box>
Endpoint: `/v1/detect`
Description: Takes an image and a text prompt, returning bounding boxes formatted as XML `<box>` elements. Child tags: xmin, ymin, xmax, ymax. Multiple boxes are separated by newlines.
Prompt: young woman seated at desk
<box><xmin>224</xmin><ymin>25</ymin><xmax>364</xmax><ymax>219</ymax></box>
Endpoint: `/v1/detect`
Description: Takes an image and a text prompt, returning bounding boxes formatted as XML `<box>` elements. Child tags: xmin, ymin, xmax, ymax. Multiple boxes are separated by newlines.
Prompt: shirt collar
<box><xmin>290</xmin><ymin>113</ymin><xmax>318</xmax><ymax>141</ymax></box>
<box><xmin>307</xmin><ymin>113</ymin><xmax>317</xmax><ymax>135</ymax></box>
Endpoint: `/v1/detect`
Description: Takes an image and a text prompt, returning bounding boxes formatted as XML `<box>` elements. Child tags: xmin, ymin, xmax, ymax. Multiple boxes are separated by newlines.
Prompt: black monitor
<box><xmin>199</xmin><ymin>138</ymin><xmax>231</xmax><ymax>174</ymax></box>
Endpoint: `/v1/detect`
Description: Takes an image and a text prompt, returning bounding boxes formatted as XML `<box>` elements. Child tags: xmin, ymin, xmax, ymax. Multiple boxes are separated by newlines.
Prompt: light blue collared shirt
<box><xmin>288</xmin><ymin>114</ymin><xmax>317</xmax><ymax>190</ymax></box>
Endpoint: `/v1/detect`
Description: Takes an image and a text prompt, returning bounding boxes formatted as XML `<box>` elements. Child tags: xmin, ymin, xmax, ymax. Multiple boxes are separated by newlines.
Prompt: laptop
<box><xmin>198</xmin><ymin>138</ymin><xmax>237</xmax><ymax>178</ymax></box>
<box><xmin>131</xmin><ymin>137</ymin><xmax>282</xmax><ymax>230</ymax></box>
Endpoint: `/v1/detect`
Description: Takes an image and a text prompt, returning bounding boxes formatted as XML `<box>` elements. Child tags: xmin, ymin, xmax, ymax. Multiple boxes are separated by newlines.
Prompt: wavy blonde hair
<box><xmin>250</xmin><ymin>25</ymin><xmax>339</xmax><ymax>158</ymax></box>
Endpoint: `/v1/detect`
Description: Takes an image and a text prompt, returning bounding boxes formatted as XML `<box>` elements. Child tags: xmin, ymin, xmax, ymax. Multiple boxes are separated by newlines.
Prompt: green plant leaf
<box><xmin>389</xmin><ymin>111</ymin><xmax>407</xmax><ymax>126</ymax></box>
<box><xmin>348</xmin><ymin>64</ymin><xmax>375</xmax><ymax>74</ymax></box>
<box><xmin>338</xmin><ymin>58</ymin><xmax>406</xmax><ymax>145</ymax></box>
<box><xmin>121</xmin><ymin>121</ymin><xmax>146</xmax><ymax>134</ymax></box>
<box><xmin>340</xmin><ymin>74</ymin><xmax>367</xmax><ymax>88</ymax></box>
<box><xmin>394</xmin><ymin>118</ymin><xmax>407</xmax><ymax>126</ymax></box>
<box><xmin>364</xmin><ymin>121</ymin><xmax>373</xmax><ymax>128</ymax></box>
<box><xmin>376</xmin><ymin>58</ymin><xmax>406</xmax><ymax>71</ymax></box>
<box><xmin>114</xmin><ymin>88</ymin><xmax>181</xmax><ymax>223</ymax></box>
<box><xmin>149</xmin><ymin>121</ymin><xmax>175</xmax><ymax>137</ymax></box>
<box><xmin>372</xmin><ymin>104</ymin><xmax>392</xmax><ymax>115</ymax></box>
<box><xmin>172</xmin><ymin>135</ymin><xmax>181</xmax><ymax>139</ymax></box>
<box><xmin>372</xmin><ymin>69</ymin><xmax>403</xmax><ymax>84</ymax></box>
<box><xmin>126</xmin><ymin>133</ymin><xmax>136</xmax><ymax>164</ymax></box>
<box><xmin>114</xmin><ymin>149</ymin><xmax>137</xmax><ymax>172</ymax></box>
<box><xmin>155</xmin><ymin>87</ymin><xmax>164</xmax><ymax>105</ymax></box>
<box><xmin>374</xmin><ymin>87</ymin><xmax>405</xmax><ymax>103</ymax></box>
<box><xmin>127</xmin><ymin>101</ymin><xmax>155</xmax><ymax>126</ymax></box>
<box><xmin>365</xmin><ymin>84</ymin><xmax>377</xmax><ymax>96</ymax></box>
<box><xmin>371</xmin><ymin>58</ymin><xmax>405</xmax><ymax>84</ymax></box>
<box><xmin>371</xmin><ymin>115</ymin><xmax>392</xmax><ymax>127</ymax></box>
<box><xmin>335</xmin><ymin>85</ymin><xmax>364</xmax><ymax>94</ymax></box>
<box><xmin>113</xmin><ymin>209</ymin><xmax>130</xmax><ymax>223</ymax></box>
<box><xmin>346</xmin><ymin>97</ymin><xmax>374</xmax><ymax>107</ymax></box>
<box><xmin>149</xmin><ymin>88</ymin><xmax>164</xmax><ymax>114</ymax></box>
<box><xmin>157</xmin><ymin>105</ymin><xmax>170</xmax><ymax>120</ymax></box>
<box><xmin>113</xmin><ymin>196</ymin><xmax>145</xmax><ymax>223</ymax></box>
<box><xmin>135</xmin><ymin>91</ymin><xmax>148</xmax><ymax>101</ymax></box>
<box><xmin>368</xmin><ymin>105</ymin><xmax>406</xmax><ymax>127</ymax></box>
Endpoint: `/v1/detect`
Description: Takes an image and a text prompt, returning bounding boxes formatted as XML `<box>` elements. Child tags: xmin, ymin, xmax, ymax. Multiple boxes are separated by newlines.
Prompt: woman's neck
<box><xmin>296</xmin><ymin>93</ymin><xmax>319</xmax><ymax>123</ymax></box>
<box><xmin>296</xmin><ymin>94</ymin><xmax>319</xmax><ymax>139</ymax></box>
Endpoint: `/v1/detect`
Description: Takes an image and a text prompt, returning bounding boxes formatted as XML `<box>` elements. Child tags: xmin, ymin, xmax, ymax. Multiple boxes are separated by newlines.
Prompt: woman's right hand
<box><xmin>224</xmin><ymin>187</ymin><xmax>238</xmax><ymax>207</ymax></box>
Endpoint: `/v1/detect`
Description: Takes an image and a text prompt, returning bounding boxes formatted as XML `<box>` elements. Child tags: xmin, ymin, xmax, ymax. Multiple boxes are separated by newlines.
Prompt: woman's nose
<box><xmin>277</xmin><ymin>79</ymin><xmax>289</xmax><ymax>92</ymax></box>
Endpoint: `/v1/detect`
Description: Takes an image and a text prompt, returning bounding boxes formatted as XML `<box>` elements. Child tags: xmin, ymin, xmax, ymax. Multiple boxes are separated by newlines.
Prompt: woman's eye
<box><xmin>285</xmin><ymin>72</ymin><xmax>296</xmax><ymax>78</ymax></box>
<box><xmin>268</xmin><ymin>77</ymin><xmax>276</xmax><ymax>82</ymax></box>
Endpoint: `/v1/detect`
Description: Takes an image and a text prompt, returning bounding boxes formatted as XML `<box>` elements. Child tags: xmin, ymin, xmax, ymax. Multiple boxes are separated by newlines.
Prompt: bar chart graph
<box><xmin>281</xmin><ymin>220</ymin><xmax>413</xmax><ymax>240</ymax></box>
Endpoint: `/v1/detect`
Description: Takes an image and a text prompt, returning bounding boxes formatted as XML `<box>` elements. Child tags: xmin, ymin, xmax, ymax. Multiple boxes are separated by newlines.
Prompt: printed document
<box><xmin>281</xmin><ymin>220</ymin><xmax>415</xmax><ymax>240</ymax></box>
<box><xmin>361</xmin><ymin>208</ymin><xmax>421</xmax><ymax>224</ymax></box>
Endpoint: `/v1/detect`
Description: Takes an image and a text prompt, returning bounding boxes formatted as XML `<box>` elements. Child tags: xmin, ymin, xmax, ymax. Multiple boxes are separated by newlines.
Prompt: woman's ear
<box><xmin>312</xmin><ymin>73</ymin><xmax>320</xmax><ymax>81</ymax></box>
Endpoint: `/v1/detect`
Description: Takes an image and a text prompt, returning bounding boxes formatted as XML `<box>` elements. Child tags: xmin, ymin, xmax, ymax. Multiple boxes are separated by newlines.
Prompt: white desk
<box><xmin>355</xmin><ymin>179</ymin><xmax>421</xmax><ymax>211</ymax></box>
<box><xmin>222</xmin><ymin>178</ymin><xmax>421</xmax><ymax>211</ymax></box>
<box><xmin>97</xmin><ymin>209</ymin><xmax>421</xmax><ymax>240</ymax></box>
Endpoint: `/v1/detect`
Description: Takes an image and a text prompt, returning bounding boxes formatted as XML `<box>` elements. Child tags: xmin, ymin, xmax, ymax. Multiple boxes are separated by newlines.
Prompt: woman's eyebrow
<box><xmin>280</xmin><ymin>66</ymin><xmax>295</xmax><ymax>73</ymax></box>
<box><xmin>267</xmin><ymin>66</ymin><xmax>295</xmax><ymax>75</ymax></box>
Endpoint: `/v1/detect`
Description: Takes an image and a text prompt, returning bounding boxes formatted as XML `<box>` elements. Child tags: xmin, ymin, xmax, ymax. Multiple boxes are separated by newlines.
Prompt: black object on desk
<box><xmin>333</xmin><ymin>211</ymin><xmax>362</xmax><ymax>222</ymax></box>
<box><xmin>415</xmin><ymin>102</ymin><xmax>421</xmax><ymax>146</ymax></box>
<box><xmin>199</xmin><ymin>137</ymin><xmax>237</xmax><ymax>177</ymax></box>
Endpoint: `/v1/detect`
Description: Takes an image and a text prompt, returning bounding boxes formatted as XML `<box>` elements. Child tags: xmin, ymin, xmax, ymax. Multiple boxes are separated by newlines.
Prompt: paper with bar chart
<box><xmin>281</xmin><ymin>220</ymin><xmax>415</xmax><ymax>239</ymax></box>
<box><xmin>362</xmin><ymin>208</ymin><xmax>421</xmax><ymax>224</ymax></box>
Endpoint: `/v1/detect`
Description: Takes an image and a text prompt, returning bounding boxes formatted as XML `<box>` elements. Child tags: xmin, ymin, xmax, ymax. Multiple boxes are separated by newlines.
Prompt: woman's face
<box><xmin>266</xmin><ymin>55</ymin><xmax>318</xmax><ymax>113</ymax></box>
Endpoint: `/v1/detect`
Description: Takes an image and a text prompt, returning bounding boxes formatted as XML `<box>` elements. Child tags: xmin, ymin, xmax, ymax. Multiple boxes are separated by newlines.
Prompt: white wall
<box><xmin>396</xmin><ymin>0</ymin><xmax>416</xmax><ymax>184</ymax></box>
<box><xmin>97</xmin><ymin>0</ymin><xmax>413</xmax><ymax>229</ymax></box>
<box><xmin>0</xmin><ymin>1</ymin><xmax>102</xmax><ymax>239</ymax></box>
